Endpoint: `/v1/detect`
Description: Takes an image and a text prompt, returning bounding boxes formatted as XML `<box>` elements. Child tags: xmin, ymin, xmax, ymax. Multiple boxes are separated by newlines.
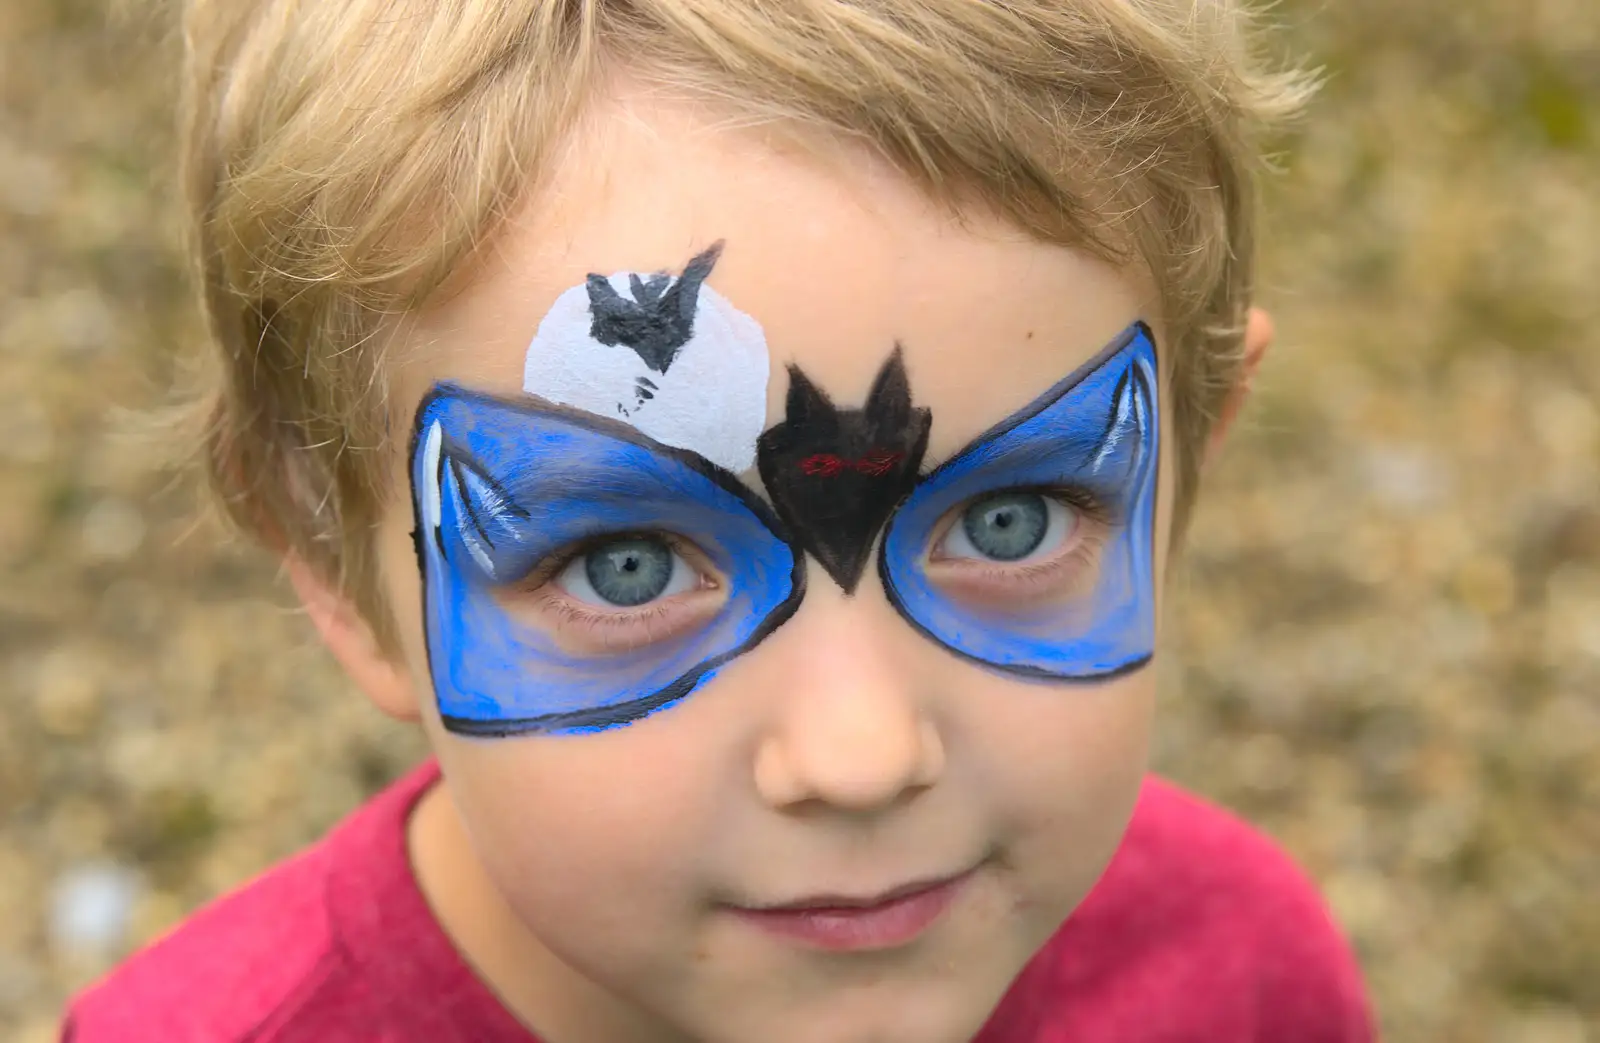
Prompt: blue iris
<box><xmin>960</xmin><ymin>492</ymin><xmax>1052</xmax><ymax>561</ymax></box>
<box><xmin>583</xmin><ymin>538</ymin><xmax>677</xmax><ymax>606</ymax></box>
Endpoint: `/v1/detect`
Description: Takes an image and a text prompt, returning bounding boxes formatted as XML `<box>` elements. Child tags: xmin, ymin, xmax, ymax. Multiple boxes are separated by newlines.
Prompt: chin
<box><xmin>689</xmin><ymin>998</ymin><xmax>997</xmax><ymax>1043</ymax></box>
<box><xmin>668</xmin><ymin>947</ymin><xmax>1025</xmax><ymax>1043</ymax></box>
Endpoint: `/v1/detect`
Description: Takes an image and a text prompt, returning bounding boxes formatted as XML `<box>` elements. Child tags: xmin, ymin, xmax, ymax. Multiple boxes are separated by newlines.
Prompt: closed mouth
<box><xmin>726</xmin><ymin>863</ymin><xmax>982</xmax><ymax>952</ymax></box>
<box><xmin>741</xmin><ymin>864</ymin><xmax>979</xmax><ymax>913</ymax></box>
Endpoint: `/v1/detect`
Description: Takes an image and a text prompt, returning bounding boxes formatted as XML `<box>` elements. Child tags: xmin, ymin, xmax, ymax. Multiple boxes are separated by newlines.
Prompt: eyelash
<box><xmin>925</xmin><ymin>484</ymin><xmax>1113</xmax><ymax>602</ymax></box>
<box><xmin>486</xmin><ymin>480</ymin><xmax>1115</xmax><ymax>648</ymax></box>
<box><xmin>496</xmin><ymin>533</ymin><xmax>723</xmax><ymax>653</ymax></box>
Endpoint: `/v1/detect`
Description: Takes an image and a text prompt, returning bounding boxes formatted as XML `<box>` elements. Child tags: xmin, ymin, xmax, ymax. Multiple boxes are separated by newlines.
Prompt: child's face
<box><xmin>369</xmin><ymin>85</ymin><xmax>1172</xmax><ymax>1043</ymax></box>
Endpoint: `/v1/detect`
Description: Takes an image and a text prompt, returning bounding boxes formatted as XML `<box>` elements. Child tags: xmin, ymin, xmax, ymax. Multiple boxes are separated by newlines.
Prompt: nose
<box><xmin>751</xmin><ymin>586</ymin><xmax>946</xmax><ymax>814</ymax></box>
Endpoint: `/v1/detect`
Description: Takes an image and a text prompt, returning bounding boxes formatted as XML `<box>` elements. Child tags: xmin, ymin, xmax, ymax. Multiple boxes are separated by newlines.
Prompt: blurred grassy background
<box><xmin>1</xmin><ymin>0</ymin><xmax>1598</xmax><ymax>1040</ymax></box>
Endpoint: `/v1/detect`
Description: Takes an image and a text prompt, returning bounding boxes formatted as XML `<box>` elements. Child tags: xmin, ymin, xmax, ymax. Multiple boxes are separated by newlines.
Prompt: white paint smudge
<box><xmin>523</xmin><ymin>271</ymin><xmax>769</xmax><ymax>474</ymax></box>
<box><xmin>421</xmin><ymin>421</ymin><xmax>443</xmax><ymax>532</ymax></box>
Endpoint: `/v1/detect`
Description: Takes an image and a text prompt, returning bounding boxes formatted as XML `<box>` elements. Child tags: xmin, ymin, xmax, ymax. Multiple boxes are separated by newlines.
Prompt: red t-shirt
<box><xmin>62</xmin><ymin>760</ymin><xmax>1373</xmax><ymax>1042</ymax></box>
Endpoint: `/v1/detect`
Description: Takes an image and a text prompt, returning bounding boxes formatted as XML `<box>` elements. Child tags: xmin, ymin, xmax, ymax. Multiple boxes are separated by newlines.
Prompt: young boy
<box><xmin>64</xmin><ymin>1</ymin><xmax>1372</xmax><ymax>1040</ymax></box>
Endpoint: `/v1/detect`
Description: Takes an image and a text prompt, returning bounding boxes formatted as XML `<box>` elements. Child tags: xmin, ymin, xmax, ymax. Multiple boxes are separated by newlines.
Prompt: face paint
<box><xmin>878</xmin><ymin>322</ymin><xmax>1159</xmax><ymax>679</ymax></box>
<box><xmin>413</xmin><ymin>304</ymin><xmax>1154</xmax><ymax>737</ymax></box>
<box><xmin>411</xmin><ymin>385</ymin><xmax>803</xmax><ymax>736</ymax></box>
<box><xmin>755</xmin><ymin>348</ymin><xmax>932</xmax><ymax>592</ymax></box>
<box><xmin>523</xmin><ymin>241</ymin><xmax>769</xmax><ymax>474</ymax></box>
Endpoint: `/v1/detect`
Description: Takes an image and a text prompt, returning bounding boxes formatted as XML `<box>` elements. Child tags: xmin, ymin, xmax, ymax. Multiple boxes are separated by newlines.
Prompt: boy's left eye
<box><xmin>937</xmin><ymin>491</ymin><xmax>1076</xmax><ymax>564</ymax></box>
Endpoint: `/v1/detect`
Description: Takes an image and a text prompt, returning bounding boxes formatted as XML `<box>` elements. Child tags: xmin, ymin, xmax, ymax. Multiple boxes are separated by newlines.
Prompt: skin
<box><xmin>290</xmin><ymin>79</ymin><xmax>1274</xmax><ymax>1043</ymax></box>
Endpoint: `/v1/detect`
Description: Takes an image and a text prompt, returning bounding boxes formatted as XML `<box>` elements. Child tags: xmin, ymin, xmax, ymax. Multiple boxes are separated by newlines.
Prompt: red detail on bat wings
<box><xmin>798</xmin><ymin>450</ymin><xmax>907</xmax><ymax>478</ymax></box>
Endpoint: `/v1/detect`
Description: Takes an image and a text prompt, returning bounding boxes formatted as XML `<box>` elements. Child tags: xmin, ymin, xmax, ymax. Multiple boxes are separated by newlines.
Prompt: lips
<box><xmin>750</xmin><ymin>872</ymin><xmax>965</xmax><ymax>912</ymax></box>
<box><xmin>728</xmin><ymin>866</ymin><xmax>979</xmax><ymax>952</ymax></box>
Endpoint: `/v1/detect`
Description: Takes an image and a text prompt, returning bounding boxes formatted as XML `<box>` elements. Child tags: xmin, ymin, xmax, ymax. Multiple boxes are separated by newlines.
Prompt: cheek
<box><xmin>377</xmin><ymin>505</ymin><xmax>725</xmax><ymax>942</ymax></box>
<box><xmin>426</xmin><ymin>715</ymin><xmax>729</xmax><ymax>953</ymax></box>
<box><xmin>962</xmin><ymin>667</ymin><xmax>1155</xmax><ymax>906</ymax></box>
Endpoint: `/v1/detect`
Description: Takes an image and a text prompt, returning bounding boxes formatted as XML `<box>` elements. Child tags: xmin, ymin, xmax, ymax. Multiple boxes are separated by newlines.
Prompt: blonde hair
<box><xmin>179</xmin><ymin>0</ymin><xmax>1313</xmax><ymax>647</ymax></box>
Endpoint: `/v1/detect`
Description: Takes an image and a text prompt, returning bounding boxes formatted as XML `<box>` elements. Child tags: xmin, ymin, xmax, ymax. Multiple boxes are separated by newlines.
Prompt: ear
<box><xmin>285</xmin><ymin>554</ymin><xmax>422</xmax><ymax>722</ymax></box>
<box><xmin>1204</xmin><ymin>307</ymin><xmax>1275</xmax><ymax>468</ymax></box>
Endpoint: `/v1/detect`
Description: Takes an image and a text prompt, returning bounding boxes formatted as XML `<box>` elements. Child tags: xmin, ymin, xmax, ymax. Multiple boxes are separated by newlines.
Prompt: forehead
<box><xmin>403</xmin><ymin>87</ymin><xmax>1155</xmax><ymax>460</ymax></box>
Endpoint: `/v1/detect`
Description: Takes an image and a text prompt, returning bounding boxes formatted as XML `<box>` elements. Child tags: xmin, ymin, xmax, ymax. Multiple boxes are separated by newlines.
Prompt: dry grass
<box><xmin>1</xmin><ymin>1</ymin><xmax>1597</xmax><ymax>1040</ymax></box>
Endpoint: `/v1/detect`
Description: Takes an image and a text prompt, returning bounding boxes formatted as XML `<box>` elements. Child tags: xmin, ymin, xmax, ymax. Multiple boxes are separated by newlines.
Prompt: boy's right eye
<box><xmin>496</xmin><ymin>533</ymin><xmax>727</xmax><ymax>656</ymax></box>
<box><xmin>415</xmin><ymin>390</ymin><xmax>807</xmax><ymax>734</ymax></box>
<box><xmin>556</xmin><ymin>537</ymin><xmax>699</xmax><ymax>607</ymax></box>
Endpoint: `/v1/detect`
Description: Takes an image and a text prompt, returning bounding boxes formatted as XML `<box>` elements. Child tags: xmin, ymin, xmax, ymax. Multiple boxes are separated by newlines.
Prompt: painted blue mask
<box><xmin>410</xmin><ymin>321</ymin><xmax>1157</xmax><ymax>737</ymax></box>
<box><xmin>410</xmin><ymin>390</ymin><xmax>804</xmax><ymax>736</ymax></box>
<box><xmin>878</xmin><ymin>322</ymin><xmax>1159</xmax><ymax>680</ymax></box>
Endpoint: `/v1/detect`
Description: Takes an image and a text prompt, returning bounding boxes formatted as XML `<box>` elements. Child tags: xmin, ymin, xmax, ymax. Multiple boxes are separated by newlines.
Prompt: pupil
<box><xmin>962</xmin><ymin>493</ymin><xmax>1048</xmax><ymax>562</ymax></box>
<box><xmin>584</xmin><ymin>538</ymin><xmax>674</xmax><ymax>606</ymax></box>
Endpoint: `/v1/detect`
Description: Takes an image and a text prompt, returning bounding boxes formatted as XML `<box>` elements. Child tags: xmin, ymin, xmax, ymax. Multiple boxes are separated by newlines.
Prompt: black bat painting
<box><xmin>585</xmin><ymin>241</ymin><xmax>724</xmax><ymax>375</ymax></box>
<box><xmin>756</xmin><ymin>347</ymin><xmax>932</xmax><ymax>592</ymax></box>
